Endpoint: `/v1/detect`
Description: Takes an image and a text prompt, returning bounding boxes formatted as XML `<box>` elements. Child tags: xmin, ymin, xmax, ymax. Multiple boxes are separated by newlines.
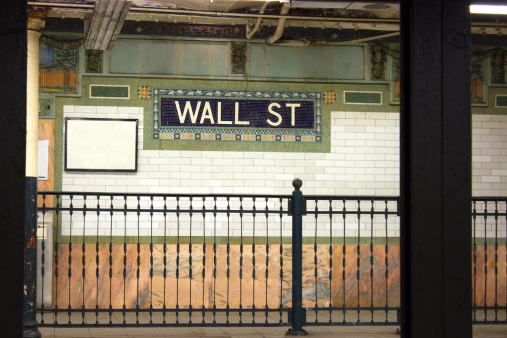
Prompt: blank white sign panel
<box><xmin>65</xmin><ymin>118</ymin><xmax>138</xmax><ymax>171</ymax></box>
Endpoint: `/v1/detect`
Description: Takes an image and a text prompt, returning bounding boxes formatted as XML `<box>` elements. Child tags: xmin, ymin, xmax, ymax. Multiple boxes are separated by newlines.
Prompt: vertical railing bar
<box><xmin>202</xmin><ymin>196</ymin><xmax>206</xmax><ymax>326</ymax></box>
<box><xmin>484</xmin><ymin>200</ymin><xmax>488</xmax><ymax>323</ymax></box>
<box><xmin>176</xmin><ymin>197</ymin><xmax>180</xmax><ymax>325</ymax></box>
<box><xmin>370</xmin><ymin>199</ymin><xmax>374</xmax><ymax>324</ymax></box>
<box><xmin>314</xmin><ymin>200</ymin><xmax>318</xmax><ymax>324</ymax></box>
<box><xmin>40</xmin><ymin>194</ymin><xmax>46</xmax><ymax>325</ymax></box>
<box><xmin>163</xmin><ymin>196</ymin><xmax>168</xmax><ymax>326</ymax></box>
<box><xmin>252</xmin><ymin>196</ymin><xmax>257</xmax><ymax>325</ymax></box>
<box><xmin>149</xmin><ymin>196</ymin><xmax>154</xmax><ymax>326</ymax></box>
<box><xmin>189</xmin><ymin>196</ymin><xmax>194</xmax><ymax>325</ymax></box>
<box><xmin>82</xmin><ymin>194</ymin><xmax>87</xmax><ymax>326</ymax></box>
<box><xmin>279</xmin><ymin>197</ymin><xmax>284</xmax><ymax>325</ymax></box>
<box><xmin>54</xmin><ymin>194</ymin><xmax>60</xmax><ymax>325</ymax></box>
<box><xmin>239</xmin><ymin>197</ymin><xmax>244</xmax><ymax>326</ymax></box>
<box><xmin>494</xmin><ymin>200</ymin><xmax>498</xmax><ymax>323</ymax></box>
<box><xmin>109</xmin><ymin>196</ymin><xmax>113</xmax><ymax>326</ymax></box>
<box><xmin>356</xmin><ymin>199</ymin><xmax>361</xmax><ymax>324</ymax></box>
<box><xmin>505</xmin><ymin>201</ymin><xmax>507</xmax><ymax>324</ymax></box>
<box><xmin>122</xmin><ymin>195</ymin><xmax>127</xmax><ymax>326</ymax></box>
<box><xmin>227</xmin><ymin>197</ymin><xmax>231</xmax><ymax>326</ymax></box>
<box><xmin>68</xmin><ymin>194</ymin><xmax>74</xmax><ymax>326</ymax></box>
<box><xmin>328</xmin><ymin>199</ymin><xmax>333</xmax><ymax>324</ymax></box>
<box><xmin>384</xmin><ymin>199</ymin><xmax>389</xmax><ymax>324</ymax></box>
<box><xmin>342</xmin><ymin>199</ymin><xmax>346</xmax><ymax>324</ymax></box>
<box><xmin>95</xmin><ymin>195</ymin><xmax>101</xmax><ymax>326</ymax></box>
<box><xmin>136</xmin><ymin>196</ymin><xmax>141</xmax><ymax>326</ymax></box>
<box><xmin>213</xmin><ymin>197</ymin><xmax>217</xmax><ymax>325</ymax></box>
<box><xmin>265</xmin><ymin>197</ymin><xmax>269</xmax><ymax>326</ymax></box>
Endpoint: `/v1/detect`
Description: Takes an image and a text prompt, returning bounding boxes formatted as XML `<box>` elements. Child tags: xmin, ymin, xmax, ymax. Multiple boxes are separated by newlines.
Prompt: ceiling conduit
<box><xmin>246</xmin><ymin>1</ymin><xmax>271</xmax><ymax>39</ymax></box>
<box><xmin>265</xmin><ymin>3</ymin><xmax>290</xmax><ymax>45</ymax></box>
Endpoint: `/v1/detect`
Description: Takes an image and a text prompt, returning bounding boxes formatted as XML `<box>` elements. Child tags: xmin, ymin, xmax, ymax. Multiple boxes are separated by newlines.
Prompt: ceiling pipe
<box><xmin>316</xmin><ymin>31</ymin><xmax>400</xmax><ymax>45</ymax></box>
<box><xmin>267</xmin><ymin>39</ymin><xmax>310</xmax><ymax>47</ymax></box>
<box><xmin>267</xmin><ymin>31</ymin><xmax>400</xmax><ymax>47</ymax></box>
<box><xmin>246</xmin><ymin>1</ymin><xmax>271</xmax><ymax>39</ymax></box>
<box><xmin>266</xmin><ymin>3</ymin><xmax>290</xmax><ymax>45</ymax></box>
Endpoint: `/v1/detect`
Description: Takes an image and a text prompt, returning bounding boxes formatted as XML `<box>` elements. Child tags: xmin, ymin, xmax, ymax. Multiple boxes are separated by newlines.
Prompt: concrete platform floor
<box><xmin>38</xmin><ymin>325</ymin><xmax>507</xmax><ymax>337</ymax></box>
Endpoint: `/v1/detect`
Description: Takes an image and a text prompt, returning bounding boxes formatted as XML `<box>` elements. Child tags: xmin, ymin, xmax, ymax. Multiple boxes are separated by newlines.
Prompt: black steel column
<box><xmin>0</xmin><ymin>1</ymin><xmax>27</xmax><ymax>336</ymax></box>
<box><xmin>400</xmin><ymin>0</ymin><xmax>472</xmax><ymax>337</ymax></box>
<box><xmin>288</xmin><ymin>178</ymin><xmax>307</xmax><ymax>336</ymax></box>
<box><xmin>24</xmin><ymin>178</ymin><xmax>40</xmax><ymax>337</ymax></box>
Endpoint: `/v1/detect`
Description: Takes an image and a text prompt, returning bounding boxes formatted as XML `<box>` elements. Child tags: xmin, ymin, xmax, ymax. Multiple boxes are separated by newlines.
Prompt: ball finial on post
<box><xmin>292</xmin><ymin>178</ymin><xmax>302</xmax><ymax>191</ymax></box>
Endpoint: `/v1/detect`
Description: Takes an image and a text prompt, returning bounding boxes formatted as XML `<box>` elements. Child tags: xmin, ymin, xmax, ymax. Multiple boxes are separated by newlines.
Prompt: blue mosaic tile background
<box><xmin>160</xmin><ymin>98</ymin><xmax>314</xmax><ymax>129</ymax></box>
<box><xmin>152</xmin><ymin>89</ymin><xmax>322</xmax><ymax>143</ymax></box>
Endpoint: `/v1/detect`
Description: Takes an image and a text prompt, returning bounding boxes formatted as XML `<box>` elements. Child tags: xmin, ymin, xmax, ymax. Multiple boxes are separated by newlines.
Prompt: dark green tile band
<box><xmin>344</xmin><ymin>91</ymin><xmax>382</xmax><ymax>104</ymax></box>
<box><xmin>496</xmin><ymin>95</ymin><xmax>507</xmax><ymax>107</ymax></box>
<box><xmin>90</xmin><ymin>85</ymin><xmax>129</xmax><ymax>98</ymax></box>
<box><xmin>54</xmin><ymin>235</ymin><xmax>404</xmax><ymax>245</ymax></box>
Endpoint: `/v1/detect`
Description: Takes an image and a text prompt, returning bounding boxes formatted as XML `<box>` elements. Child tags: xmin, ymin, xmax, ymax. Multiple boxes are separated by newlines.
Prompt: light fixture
<box><xmin>470</xmin><ymin>5</ymin><xmax>507</xmax><ymax>14</ymax></box>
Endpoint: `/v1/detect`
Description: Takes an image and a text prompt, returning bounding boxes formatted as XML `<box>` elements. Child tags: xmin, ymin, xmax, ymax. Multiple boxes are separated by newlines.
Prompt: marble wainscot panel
<box><xmin>53</xmin><ymin>244</ymin><xmax>506</xmax><ymax>310</ymax></box>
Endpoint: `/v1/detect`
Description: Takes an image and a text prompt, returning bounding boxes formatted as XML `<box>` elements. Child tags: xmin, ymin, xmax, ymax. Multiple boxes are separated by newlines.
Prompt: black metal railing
<box><xmin>35</xmin><ymin>181</ymin><xmax>507</xmax><ymax>330</ymax></box>
<box><xmin>37</xmin><ymin>188</ymin><xmax>294</xmax><ymax>328</ymax></box>
<box><xmin>302</xmin><ymin>192</ymin><xmax>400</xmax><ymax>326</ymax></box>
<box><xmin>472</xmin><ymin>198</ymin><xmax>507</xmax><ymax>324</ymax></box>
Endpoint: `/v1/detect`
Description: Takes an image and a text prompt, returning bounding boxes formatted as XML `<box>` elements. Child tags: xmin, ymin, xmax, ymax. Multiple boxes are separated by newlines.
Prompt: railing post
<box><xmin>288</xmin><ymin>178</ymin><xmax>308</xmax><ymax>336</ymax></box>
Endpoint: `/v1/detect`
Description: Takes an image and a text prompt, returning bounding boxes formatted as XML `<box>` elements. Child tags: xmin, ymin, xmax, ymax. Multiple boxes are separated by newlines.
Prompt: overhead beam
<box><xmin>84</xmin><ymin>0</ymin><xmax>131</xmax><ymax>51</ymax></box>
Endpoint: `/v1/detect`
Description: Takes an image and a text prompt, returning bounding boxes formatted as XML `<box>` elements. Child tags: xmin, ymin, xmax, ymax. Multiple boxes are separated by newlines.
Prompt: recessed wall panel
<box><xmin>300</xmin><ymin>46</ymin><xmax>334</xmax><ymax>79</ymax></box>
<box><xmin>209</xmin><ymin>42</ymin><xmax>228</xmax><ymax>77</ymax></box>
<box><xmin>334</xmin><ymin>46</ymin><xmax>365</xmax><ymax>80</ymax></box>
<box><xmin>178</xmin><ymin>41</ymin><xmax>210</xmax><ymax>76</ymax></box>
<box><xmin>109</xmin><ymin>39</ymin><xmax>142</xmax><ymax>74</ymax></box>
<box><xmin>249</xmin><ymin>44</ymin><xmax>268</xmax><ymax>78</ymax></box>
<box><xmin>267</xmin><ymin>46</ymin><xmax>300</xmax><ymax>79</ymax></box>
<box><xmin>142</xmin><ymin>40</ymin><xmax>177</xmax><ymax>75</ymax></box>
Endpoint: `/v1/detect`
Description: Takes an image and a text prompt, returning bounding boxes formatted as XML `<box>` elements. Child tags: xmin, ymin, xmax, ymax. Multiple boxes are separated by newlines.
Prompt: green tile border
<box><xmin>47</xmin><ymin>233</ymin><xmax>507</xmax><ymax>246</ymax></box>
<box><xmin>53</xmin><ymin>235</ymin><xmax>402</xmax><ymax>245</ymax></box>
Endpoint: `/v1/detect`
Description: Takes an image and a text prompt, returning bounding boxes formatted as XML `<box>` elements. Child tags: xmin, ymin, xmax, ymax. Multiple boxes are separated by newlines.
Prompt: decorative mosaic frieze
<box><xmin>152</xmin><ymin>89</ymin><xmax>322</xmax><ymax>143</ymax></box>
<box><xmin>231</xmin><ymin>42</ymin><xmax>247</xmax><ymax>73</ymax></box>
<box><xmin>39</xmin><ymin>43</ymin><xmax>79</xmax><ymax>94</ymax></box>
<box><xmin>38</xmin><ymin>97</ymin><xmax>54</xmax><ymax>119</ymax></box>
<box><xmin>138</xmin><ymin>86</ymin><xmax>151</xmax><ymax>100</ymax></box>
<box><xmin>323</xmin><ymin>91</ymin><xmax>336</xmax><ymax>104</ymax></box>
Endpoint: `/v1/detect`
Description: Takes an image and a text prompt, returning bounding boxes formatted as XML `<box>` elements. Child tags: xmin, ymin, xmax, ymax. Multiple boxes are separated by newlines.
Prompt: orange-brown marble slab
<box><xmin>52</xmin><ymin>243</ymin><xmax>505</xmax><ymax>311</ymax></box>
<box><xmin>473</xmin><ymin>245</ymin><xmax>506</xmax><ymax>307</ymax></box>
<box><xmin>38</xmin><ymin>119</ymin><xmax>55</xmax><ymax>208</ymax></box>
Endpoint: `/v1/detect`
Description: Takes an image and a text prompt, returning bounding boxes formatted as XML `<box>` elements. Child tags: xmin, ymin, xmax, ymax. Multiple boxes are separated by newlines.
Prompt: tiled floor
<box><xmin>38</xmin><ymin>325</ymin><xmax>507</xmax><ymax>337</ymax></box>
<box><xmin>36</xmin><ymin>310</ymin><xmax>507</xmax><ymax>337</ymax></box>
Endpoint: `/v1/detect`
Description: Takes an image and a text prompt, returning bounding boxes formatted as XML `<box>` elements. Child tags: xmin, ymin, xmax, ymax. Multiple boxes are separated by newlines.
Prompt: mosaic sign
<box><xmin>152</xmin><ymin>89</ymin><xmax>322</xmax><ymax>143</ymax></box>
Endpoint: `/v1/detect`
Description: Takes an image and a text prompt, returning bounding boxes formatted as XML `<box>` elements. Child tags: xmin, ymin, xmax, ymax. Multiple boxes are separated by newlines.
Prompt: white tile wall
<box><xmin>58</xmin><ymin>106</ymin><xmax>507</xmax><ymax>239</ymax></box>
<box><xmin>472</xmin><ymin>114</ymin><xmax>507</xmax><ymax>196</ymax></box>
